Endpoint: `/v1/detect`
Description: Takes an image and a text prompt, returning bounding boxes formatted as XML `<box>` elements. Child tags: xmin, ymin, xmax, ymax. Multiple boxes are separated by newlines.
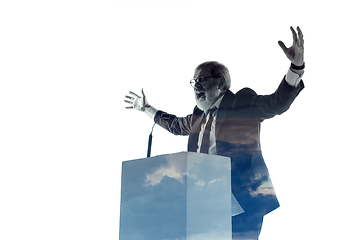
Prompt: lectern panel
<box><xmin>119</xmin><ymin>152</ymin><xmax>233</xmax><ymax>240</ymax></box>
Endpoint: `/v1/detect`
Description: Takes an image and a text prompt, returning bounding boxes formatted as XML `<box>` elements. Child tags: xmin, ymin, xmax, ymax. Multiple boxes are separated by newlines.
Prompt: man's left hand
<box><xmin>278</xmin><ymin>26</ymin><xmax>304</xmax><ymax>66</ymax></box>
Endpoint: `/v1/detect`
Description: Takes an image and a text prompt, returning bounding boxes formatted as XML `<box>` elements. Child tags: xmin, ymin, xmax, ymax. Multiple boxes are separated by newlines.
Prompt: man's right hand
<box><xmin>124</xmin><ymin>88</ymin><xmax>149</xmax><ymax>111</ymax></box>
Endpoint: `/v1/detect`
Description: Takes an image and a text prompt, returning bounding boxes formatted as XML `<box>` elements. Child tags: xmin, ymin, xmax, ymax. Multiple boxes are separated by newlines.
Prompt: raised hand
<box><xmin>124</xmin><ymin>88</ymin><xmax>149</xmax><ymax>111</ymax></box>
<box><xmin>278</xmin><ymin>26</ymin><xmax>304</xmax><ymax>66</ymax></box>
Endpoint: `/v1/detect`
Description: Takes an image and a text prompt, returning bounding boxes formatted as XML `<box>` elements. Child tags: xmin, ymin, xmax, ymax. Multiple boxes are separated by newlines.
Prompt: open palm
<box><xmin>278</xmin><ymin>26</ymin><xmax>304</xmax><ymax>66</ymax></box>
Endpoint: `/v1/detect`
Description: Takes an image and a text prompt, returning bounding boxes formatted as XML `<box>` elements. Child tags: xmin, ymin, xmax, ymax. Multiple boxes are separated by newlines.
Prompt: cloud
<box><xmin>209</xmin><ymin>178</ymin><xmax>221</xmax><ymax>185</ymax></box>
<box><xmin>144</xmin><ymin>164</ymin><xmax>184</xmax><ymax>186</ymax></box>
<box><xmin>195</xmin><ymin>180</ymin><xmax>205</xmax><ymax>186</ymax></box>
<box><xmin>249</xmin><ymin>180</ymin><xmax>276</xmax><ymax>197</ymax></box>
<box><xmin>144</xmin><ymin>153</ymin><xmax>187</xmax><ymax>186</ymax></box>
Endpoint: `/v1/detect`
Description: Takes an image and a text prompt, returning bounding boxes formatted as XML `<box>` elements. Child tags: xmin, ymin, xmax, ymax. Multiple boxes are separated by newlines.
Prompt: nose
<box><xmin>194</xmin><ymin>81</ymin><xmax>205</xmax><ymax>91</ymax></box>
<box><xmin>194</xmin><ymin>80</ymin><xmax>201</xmax><ymax>88</ymax></box>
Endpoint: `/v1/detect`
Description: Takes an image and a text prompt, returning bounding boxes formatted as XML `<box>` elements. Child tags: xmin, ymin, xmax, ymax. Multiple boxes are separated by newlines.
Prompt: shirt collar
<box><xmin>213</xmin><ymin>93</ymin><xmax>225</xmax><ymax>109</ymax></box>
<box><xmin>205</xmin><ymin>93</ymin><xmax>225</xmax><ymax>115</ymax></box>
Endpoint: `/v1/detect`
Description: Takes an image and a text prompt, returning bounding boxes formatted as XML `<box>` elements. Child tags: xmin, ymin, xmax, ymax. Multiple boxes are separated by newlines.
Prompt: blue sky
<box><xmin>120</xmin><ymin>152</ymin><xmax>232</xmax><ymax>240</ymax></box>
<box><xmin>1</xmin><ymin>0</ymin><xmax>359</xmax><ymax>239</ymax></box>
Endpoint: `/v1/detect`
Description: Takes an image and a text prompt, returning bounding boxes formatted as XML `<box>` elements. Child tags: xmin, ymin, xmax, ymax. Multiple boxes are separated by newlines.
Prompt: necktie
<box><xmin>200</xmin><ymin>107</ymin><xmax>217</xmax><ymax>154</ymax></box>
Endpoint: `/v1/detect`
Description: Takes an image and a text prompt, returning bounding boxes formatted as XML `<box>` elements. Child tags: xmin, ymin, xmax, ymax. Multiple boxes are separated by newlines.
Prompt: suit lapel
<box><xmin>187</xmin><ymin>107</ymin><xmax>205</xmax><ymax>152</ymax></box>
<box><xmin>215</xmin><ymin>90</ymin><xmax>234</xmax><ymax>141</ymax></box>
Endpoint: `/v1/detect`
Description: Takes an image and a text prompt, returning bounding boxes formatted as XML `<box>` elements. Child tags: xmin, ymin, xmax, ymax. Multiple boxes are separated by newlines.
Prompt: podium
<box><xmin>119</xmin><ymin>152</ymin><xmax>238</xmax><ymax>240</ymax></box>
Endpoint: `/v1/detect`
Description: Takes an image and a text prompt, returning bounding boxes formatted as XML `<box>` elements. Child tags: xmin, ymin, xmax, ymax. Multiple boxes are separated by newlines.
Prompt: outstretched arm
<box><xmin>238</xmin><ymin>27</ymin><xmax>305</xmax><ymax>118</ymax></box>
<box><xmin>124</xmin><ymin>89</ymin><xmax>158</xmax><ymax>120</ymax></box>
<box><xmin>124</xmin><ymin>89</ymin><xmax>193</xmax><ymax>135</ymax></box>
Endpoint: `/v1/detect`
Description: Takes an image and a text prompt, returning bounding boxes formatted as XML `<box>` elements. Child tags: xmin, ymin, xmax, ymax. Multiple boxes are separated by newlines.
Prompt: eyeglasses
<box><xmin>189</xmin><ymin>76</ymin><xmax>221</xmax><ymax>88</ymax></box>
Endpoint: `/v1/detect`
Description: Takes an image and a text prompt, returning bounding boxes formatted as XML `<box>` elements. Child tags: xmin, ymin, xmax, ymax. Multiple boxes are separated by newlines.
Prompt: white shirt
<box><xmin>196</xmin><ymin>94</ymin><xmax>224</xmax><ymax>155</ymax></box>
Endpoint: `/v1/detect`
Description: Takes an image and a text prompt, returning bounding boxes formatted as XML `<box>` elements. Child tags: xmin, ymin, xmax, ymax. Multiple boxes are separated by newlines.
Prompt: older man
<box><xmin>124</xmin><ymin>26</ymin><xmax>305</xmax><ymax>240</ymax></box>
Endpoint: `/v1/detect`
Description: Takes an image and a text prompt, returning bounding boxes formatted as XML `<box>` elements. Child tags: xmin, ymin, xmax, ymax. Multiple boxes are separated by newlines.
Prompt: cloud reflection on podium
<box><xmin>119</xmin><ymin>152</ymin><xmax>236</xmax><ymax>240</ymax></box>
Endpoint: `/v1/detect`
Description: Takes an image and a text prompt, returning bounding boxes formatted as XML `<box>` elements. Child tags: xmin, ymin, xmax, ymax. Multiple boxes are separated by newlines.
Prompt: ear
<box><xmin>218</xmin><ymin>77</ymin><xmax>225</xmax><ymax>90</ymax></box>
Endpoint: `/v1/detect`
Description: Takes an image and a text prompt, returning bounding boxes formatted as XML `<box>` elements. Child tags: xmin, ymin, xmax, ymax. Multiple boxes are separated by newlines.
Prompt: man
<box><xmin>124</xmin><ymin>26</ymin><xmax>305</xmax><ymax>240</ymax></box>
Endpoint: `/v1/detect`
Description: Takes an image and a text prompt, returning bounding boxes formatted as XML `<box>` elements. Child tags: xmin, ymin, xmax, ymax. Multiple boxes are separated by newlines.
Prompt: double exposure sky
<box><xmin>1</xmin><ymin>0</ymin><xmax>359</xmax><ymax>240</ymax></box>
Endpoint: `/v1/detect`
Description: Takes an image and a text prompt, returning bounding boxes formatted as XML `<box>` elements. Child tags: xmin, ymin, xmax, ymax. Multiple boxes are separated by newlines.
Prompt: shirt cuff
<box><xmin>144</xmin><ymin>105</ymin><xmax>158</xmax><ymax>120</ymax></box>
<box><xmin>285</xmin><ymin>68</ymin><xmax>304</xmax><ymax>88</ymax></box>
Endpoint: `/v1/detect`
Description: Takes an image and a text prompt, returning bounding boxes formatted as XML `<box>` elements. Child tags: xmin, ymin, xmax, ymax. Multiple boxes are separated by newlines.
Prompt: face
<box><xmin>193</xmin><ymin>66</ymin><xmax>223</xmax><ymax>111</ymax></box>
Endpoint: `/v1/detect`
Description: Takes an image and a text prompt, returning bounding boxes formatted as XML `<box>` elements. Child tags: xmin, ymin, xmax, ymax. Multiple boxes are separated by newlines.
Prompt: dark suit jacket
<box><xmin>154</xmin><ymin>78</ymin><xmax>304</xmax><ymax>216</ymax></box>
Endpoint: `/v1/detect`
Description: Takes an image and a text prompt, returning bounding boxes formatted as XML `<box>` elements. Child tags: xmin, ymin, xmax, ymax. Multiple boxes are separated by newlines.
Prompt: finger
<box><xmin>125</xmin><ymin>106</ymin><xmax>134</xmax><ymax>109</ymax></box>
<box><xmin>290</xmin><ymin>26</ymin><xmax>298</xmax><ymax>45</ymax></box>
<box><xmin>141</xmin><ymin>88</ymin><xmax>145</xmax><ymax>97</ymax></box>
<box><xmin>141</xmin><ymin>88</ymin><xmax>146</xmax><ymax>100</ymax></box>
<box><xmin>278</xmin><ymin>41</ymin><xmax>287</xmax><ymax>52</ymax></box>
<box><xmin>141</xmin><ymin>88</ymin><xmax>146</xmax><ymax>105</ymax></box>
<box><xmin>125</xmin><ymin>95</ymin><xmax>134</xmax><ymax>100</ymax></box>
<box><xmin>297</xmin><ymin>26</ymin><xmax>304</xmax><ymax>47</ymax></box>
<box><xmin>297</xmin><ymin>26</ymin><xmax>303</xmax><ymax>35</ymax></box>
<box><xmin>129</xmin><ymin>91</ymin><xmax>140</xmax><ymax>98</ymax></box>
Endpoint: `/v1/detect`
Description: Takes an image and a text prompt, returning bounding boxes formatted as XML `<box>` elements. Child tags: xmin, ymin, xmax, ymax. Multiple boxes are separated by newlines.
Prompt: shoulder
<box><xmin>221</xmin><ymin>87</ymin><xmax>257</xmax><ymax>105</ymax></box>
<box><xmin>215</xmin><ymin>88</ymin><xmax>258</xmax><ymax>111</ymax></box>
<box><xmin>235</xmin><ymin>87</ymin><xmax>257</xmax><ymax>98</ymax></box>
<box><xmin>219</xmin><ymin>89</ymin><xmax>255</xmax><ymax>110</ymax></box>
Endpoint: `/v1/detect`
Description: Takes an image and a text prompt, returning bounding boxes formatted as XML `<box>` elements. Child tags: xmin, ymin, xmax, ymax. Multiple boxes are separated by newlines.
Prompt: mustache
<box><xmin>194</xmin><ymin>86</ymin><xmax>205</xmax><ymax>92</ymax></box>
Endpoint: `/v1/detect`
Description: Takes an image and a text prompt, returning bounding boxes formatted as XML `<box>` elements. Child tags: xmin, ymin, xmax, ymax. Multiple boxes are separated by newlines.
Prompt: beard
<box><xmin>194</xmin><ymin>88</ymin><xmax>221</xmax><ymax>111</ymax></box>
<box><xmin>195</xmin><ymin>97</ymin><xmax>212</xmax><ymax>111</ymax></box>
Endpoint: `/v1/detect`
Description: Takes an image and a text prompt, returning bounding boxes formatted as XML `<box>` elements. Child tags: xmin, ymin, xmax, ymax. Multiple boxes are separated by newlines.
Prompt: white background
<box><xmin>1</xmin><ymin>0</ymin><xmax>359</xmax><ymax>239</ymax></box>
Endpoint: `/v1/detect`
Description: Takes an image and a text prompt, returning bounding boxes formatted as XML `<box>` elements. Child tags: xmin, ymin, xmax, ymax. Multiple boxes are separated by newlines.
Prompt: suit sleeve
<box><xmin>236</xmin><ymin>77</ymin><xmax>304</xmax><ymax>119</ymax></box>
<box><xmin>154</xmin><ymin>110</ymin><xmax>193</xmax><ymax>136</ymax></box>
